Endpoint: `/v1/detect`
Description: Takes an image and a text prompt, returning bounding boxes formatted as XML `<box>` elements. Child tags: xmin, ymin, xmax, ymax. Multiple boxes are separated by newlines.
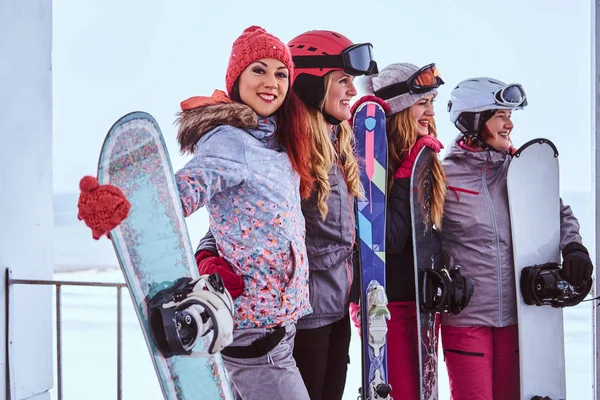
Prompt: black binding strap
<box><xmin>221</xmin><ymin>326</ymin><xmax>285</xmax><ymax>359</ymax></box>
<box><xmin>292</xmin><ymin>55</ymin><xmax>344</xmax><ymax>69</ymax></box>
<box><xmin>374</xmin><ymin>81</ymin><xmax>411</xmax><ymax>100</ymax></box>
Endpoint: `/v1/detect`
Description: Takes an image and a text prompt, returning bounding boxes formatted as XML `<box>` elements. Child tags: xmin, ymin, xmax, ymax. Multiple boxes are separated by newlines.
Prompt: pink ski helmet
<box><xmin>289</xmin><ymin>30</ymin><xmax>377</xmax><ymax>78</ymax></box>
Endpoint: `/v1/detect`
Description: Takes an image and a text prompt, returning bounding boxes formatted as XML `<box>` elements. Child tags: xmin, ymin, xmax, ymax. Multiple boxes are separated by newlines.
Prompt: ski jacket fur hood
<box><xmin>174</xmin><ymin>91</ymin><xmax>311</xmax><ymax>330</ymax></box>
<box><xmin>177</xmin><ymin>90</ymin><xmax>260</xmax><ymax>153</ymax></box>
<box><xmin>439</xmin><ymin>135</ymin><xmax>582</xmax><ymax>327</ymax></box>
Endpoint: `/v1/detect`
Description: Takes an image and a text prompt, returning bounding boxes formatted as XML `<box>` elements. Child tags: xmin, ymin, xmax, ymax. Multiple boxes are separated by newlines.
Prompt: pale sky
<box><xmin>52</xmin><ymin>0</ymin><xmax>593</xmax><ymax>195</ymax></box>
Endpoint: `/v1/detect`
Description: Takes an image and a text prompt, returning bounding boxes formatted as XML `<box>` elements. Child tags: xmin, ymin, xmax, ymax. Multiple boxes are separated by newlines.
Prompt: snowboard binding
<box><xmin>148</xmin><ymin>274</ymin><xmax>234</xmax><ymax>357</ymax></box>
<box><xmin>520</xmin><ymin>262</ymin><xmax>591</xmax><ymax>308</ymax></box>
<box><xmin>420</xmin><ymin>265</ymin><xmax>474</xmax><ymax>315</ymax></box>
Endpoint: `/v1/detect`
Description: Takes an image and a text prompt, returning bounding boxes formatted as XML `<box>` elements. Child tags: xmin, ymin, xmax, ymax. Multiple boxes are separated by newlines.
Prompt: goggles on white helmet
<box><xmin>493</xmin><ymin>84</ymin><xmax>527</xmax><ymax>108</ymax></box>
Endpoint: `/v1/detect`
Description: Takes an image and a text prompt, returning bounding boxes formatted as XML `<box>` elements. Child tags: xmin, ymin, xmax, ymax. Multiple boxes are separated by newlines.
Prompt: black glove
<box><xmin>561</xmin><ymin>242</ymin><xmax>593</xmax><ymax>287</ymax></box>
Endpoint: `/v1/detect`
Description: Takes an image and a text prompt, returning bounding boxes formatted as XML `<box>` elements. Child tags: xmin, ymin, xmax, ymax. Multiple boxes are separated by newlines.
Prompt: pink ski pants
<box><xmin>386</xmin><ymin>301</ymin><xmax>424</xmax><ymax>400</ymax></box>
<box><xmin>441</xmin><ymin>324</ymin><xmax>520</xmax><ymax>400</ymax></box>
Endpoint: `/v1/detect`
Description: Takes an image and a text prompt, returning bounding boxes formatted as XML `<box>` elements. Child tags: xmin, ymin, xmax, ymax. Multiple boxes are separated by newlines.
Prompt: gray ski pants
<box><xmin>222</xmin><ymin>323</ymin><xmax>310</xmax><ymax>400</ymax></box>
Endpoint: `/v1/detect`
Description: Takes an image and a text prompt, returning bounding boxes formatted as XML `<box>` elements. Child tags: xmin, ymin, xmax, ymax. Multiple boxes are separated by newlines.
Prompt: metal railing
<box><xmin>6</xmin><ymin>271</ymin><xmax>128</xmax><ymax>400</ymax></box>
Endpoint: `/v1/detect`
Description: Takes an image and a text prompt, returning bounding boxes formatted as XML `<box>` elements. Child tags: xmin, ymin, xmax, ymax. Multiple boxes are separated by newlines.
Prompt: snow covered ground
<box><xmin>47</xmin><ymin>266</ymin><xmax>593</xmax><ymax>400</ymax></box>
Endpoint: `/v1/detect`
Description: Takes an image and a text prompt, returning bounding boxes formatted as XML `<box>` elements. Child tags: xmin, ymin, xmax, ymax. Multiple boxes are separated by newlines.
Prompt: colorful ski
<box><xmin>353</xmin><ymin>101</ymin><xmax>392</xmax><ymax>400</ymax></box>
<box><xmin>97</xmin><ymin>112</ymin><xmax>234</xmax><ymax>400</ymax></box>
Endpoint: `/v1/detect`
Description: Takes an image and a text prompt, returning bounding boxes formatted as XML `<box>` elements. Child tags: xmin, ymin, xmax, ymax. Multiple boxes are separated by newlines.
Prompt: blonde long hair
<box><xmin>386</xmin><ymin>109</ymin><xmax>446</xmax><ymax>229</ymax></box>
<box><xmin>307</xmin><ymin>74</ymin><xmax>364</xmax><ymax>220</ymax></box>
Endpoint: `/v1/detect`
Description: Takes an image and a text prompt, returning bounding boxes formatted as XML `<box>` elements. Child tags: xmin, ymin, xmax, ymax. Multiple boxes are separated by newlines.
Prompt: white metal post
<box><xmin>593</xmin><ymin>1</ymin><xmax>600</xmax><ymax>398</ymax></box>
<box><xmin>0</xmin><ymin>1</ymin><xmax>54</xmax><ymax>399</ymax></box>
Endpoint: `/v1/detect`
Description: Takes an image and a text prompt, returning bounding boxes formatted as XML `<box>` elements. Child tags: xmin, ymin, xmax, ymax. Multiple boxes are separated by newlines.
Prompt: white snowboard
<box><xmin>507</xmin><ymin>138</ymin><xmax>565</xmax><ymax>400</ymax></box>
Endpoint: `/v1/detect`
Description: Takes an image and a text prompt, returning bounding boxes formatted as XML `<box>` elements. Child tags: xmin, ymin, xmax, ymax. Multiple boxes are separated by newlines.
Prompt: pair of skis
<box><xmin>353</xmin><ymin>101</ymin><xmax>440</xmax><ymax>400</ymax></box>
<box><xmin>353</xmin><ymin>101</ymin><xmax>393</xmax><ymax>400</ymax></box>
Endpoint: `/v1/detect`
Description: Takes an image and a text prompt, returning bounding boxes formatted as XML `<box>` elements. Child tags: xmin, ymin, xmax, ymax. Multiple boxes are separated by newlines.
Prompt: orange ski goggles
<box><xmin>374</xmin><ymin>63</ymin><xmax>444</xmax><ymax>100</ymax></box>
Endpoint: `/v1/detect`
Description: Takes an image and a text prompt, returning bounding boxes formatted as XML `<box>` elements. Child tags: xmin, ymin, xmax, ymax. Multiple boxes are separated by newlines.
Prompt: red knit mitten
<box><xmin>195</xmin><ymin>250</ymin><xmax>244</xmax><ymax>299</ymax></box>
<box><xmin>394</xmin><ymin>135</ymin><xmax>444</xmax><ymax>179</ymax></box>
<box><xmin>77</xmin><ymin>176</ymin><xmax>131</xmax><ymax>240</ymax></box>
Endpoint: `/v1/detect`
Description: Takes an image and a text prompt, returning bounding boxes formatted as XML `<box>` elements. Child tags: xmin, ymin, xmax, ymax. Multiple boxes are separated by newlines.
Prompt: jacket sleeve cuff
<box><xmin>562</xmin><ymin>241</ymin><xmax>588</xmax><ymax>258</ymax></box>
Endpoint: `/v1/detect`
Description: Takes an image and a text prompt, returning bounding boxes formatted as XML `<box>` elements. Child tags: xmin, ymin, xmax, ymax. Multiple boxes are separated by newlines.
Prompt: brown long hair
<box><xmin>386</xmin><ymin>109</ymin><xmax>446</xmax><ymax>229</ymax></box>
<box><xmin>304</xmin><ymin>74</ymin><xmax>364</xmax><ymax>219</ymax></box>
<box><xmin>275</xmin><ymin>90</ymin><xmax>315</xmax><ymax>199</ymax></box>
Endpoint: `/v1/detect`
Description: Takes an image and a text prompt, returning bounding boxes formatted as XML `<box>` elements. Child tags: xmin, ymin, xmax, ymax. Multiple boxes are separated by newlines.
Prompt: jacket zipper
<box><xmin>336</xmin><ymin>160</ymin><xmax>356</xmax><ymax>305</ymax></box>
<box><xmin>481</xmin><ymin>155</ymin><xmax>503</xmax><ymax>326</ymax></box>
<box><xmin>344</xmin><ymin>258</ymin><xmax>352</xmax><ymax>305</ymax></box>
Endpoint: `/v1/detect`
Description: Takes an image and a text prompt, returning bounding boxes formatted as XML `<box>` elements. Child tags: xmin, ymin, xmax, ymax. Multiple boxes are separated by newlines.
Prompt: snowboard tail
<box><xmin>97</xmin><ymin>112</ymin><xmax>233</xmax><ymax>400</ymax></box>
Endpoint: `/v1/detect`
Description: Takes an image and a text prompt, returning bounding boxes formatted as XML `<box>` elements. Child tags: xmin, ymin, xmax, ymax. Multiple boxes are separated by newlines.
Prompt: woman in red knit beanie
<box><xmin>197</xmin><ymin>29</ymin><xmax>379</xmax><ymax>400</ymax></box>
<box><xmin>79</xmin><ymin>26</ymin><xmax>314</xmax><ymax>400</ymax></box>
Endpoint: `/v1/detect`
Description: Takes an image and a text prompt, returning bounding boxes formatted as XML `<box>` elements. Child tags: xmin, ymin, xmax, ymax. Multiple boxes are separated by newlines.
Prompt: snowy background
<box><xmin>47</xmin><ymin>0</ymin><xmax>597</xmax><ymax>398</ymax></box>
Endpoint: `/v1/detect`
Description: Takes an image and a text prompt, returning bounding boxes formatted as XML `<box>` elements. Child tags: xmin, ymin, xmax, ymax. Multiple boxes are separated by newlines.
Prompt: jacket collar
<box><xmin>176</xmin><ymin>90</ymin><xmax>278</xmax><ymax>154</ymax></box>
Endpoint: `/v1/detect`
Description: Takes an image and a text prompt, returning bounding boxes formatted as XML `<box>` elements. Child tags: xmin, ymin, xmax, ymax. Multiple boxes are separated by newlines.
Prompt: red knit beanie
<box><xmin>225</xmin><ymin>26</ymin><xmax>294</xmax><ymax>97</ymax></box>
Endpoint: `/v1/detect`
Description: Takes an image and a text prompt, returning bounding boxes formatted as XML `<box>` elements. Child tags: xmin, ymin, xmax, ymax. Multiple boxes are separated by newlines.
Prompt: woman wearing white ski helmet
<box><xmin>287</xmin><ymin>30</ymin><xmax>377</xmax><ymax>400</ymax></box>
<box><xmin>447</xmin><ymin>77</ymin><xmax>527</xmax><ymax>150</ymax></box>
<box><xmin>440</xmin><ymin>78</ymin><xmax>593</xmax><ymax>400</ymax></box>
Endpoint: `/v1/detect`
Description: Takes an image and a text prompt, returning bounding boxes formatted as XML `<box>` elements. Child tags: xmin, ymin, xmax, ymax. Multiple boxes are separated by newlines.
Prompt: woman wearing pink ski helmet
<box><xmin>287</xmin><ymin>30</ymin><xmax>377</xmax><ymax>400</ymax></box>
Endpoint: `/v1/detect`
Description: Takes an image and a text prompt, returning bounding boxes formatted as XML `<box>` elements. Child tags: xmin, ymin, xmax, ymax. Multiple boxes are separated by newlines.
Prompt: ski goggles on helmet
<box><xmin>374</xmin><ymin>63</ymin><xmax>444</xmax><ymax>100</ymax></box>
<box><xmin>494</xmin><ymin>83</ymin><xmax>527</xmax><ymax>107</ymax></box>
<box><xmin>292</xmin><ymin>42</ymin><xmax>379</xmax><ymax>76</ymax></box>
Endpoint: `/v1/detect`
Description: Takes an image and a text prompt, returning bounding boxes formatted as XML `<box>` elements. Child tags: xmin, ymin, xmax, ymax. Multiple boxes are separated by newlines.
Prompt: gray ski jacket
<box><xmin>439</xmin><ymin>136</ymin><xmax>582</xmax><ymax>327</ymax></box>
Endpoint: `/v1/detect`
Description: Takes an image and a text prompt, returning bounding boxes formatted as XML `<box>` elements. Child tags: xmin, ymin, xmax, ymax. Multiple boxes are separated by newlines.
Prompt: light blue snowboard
<box><xmin>97</xmin><ymin>111</ymin><xmax>234</xmax><ymax>400</ymax></box>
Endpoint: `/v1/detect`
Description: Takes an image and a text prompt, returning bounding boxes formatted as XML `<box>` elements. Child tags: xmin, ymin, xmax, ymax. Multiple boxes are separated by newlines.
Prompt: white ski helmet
<box><xmin>447</xmin><ymin>77</ymin><xmax>527</xmax><ymax>135</ymax></box>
